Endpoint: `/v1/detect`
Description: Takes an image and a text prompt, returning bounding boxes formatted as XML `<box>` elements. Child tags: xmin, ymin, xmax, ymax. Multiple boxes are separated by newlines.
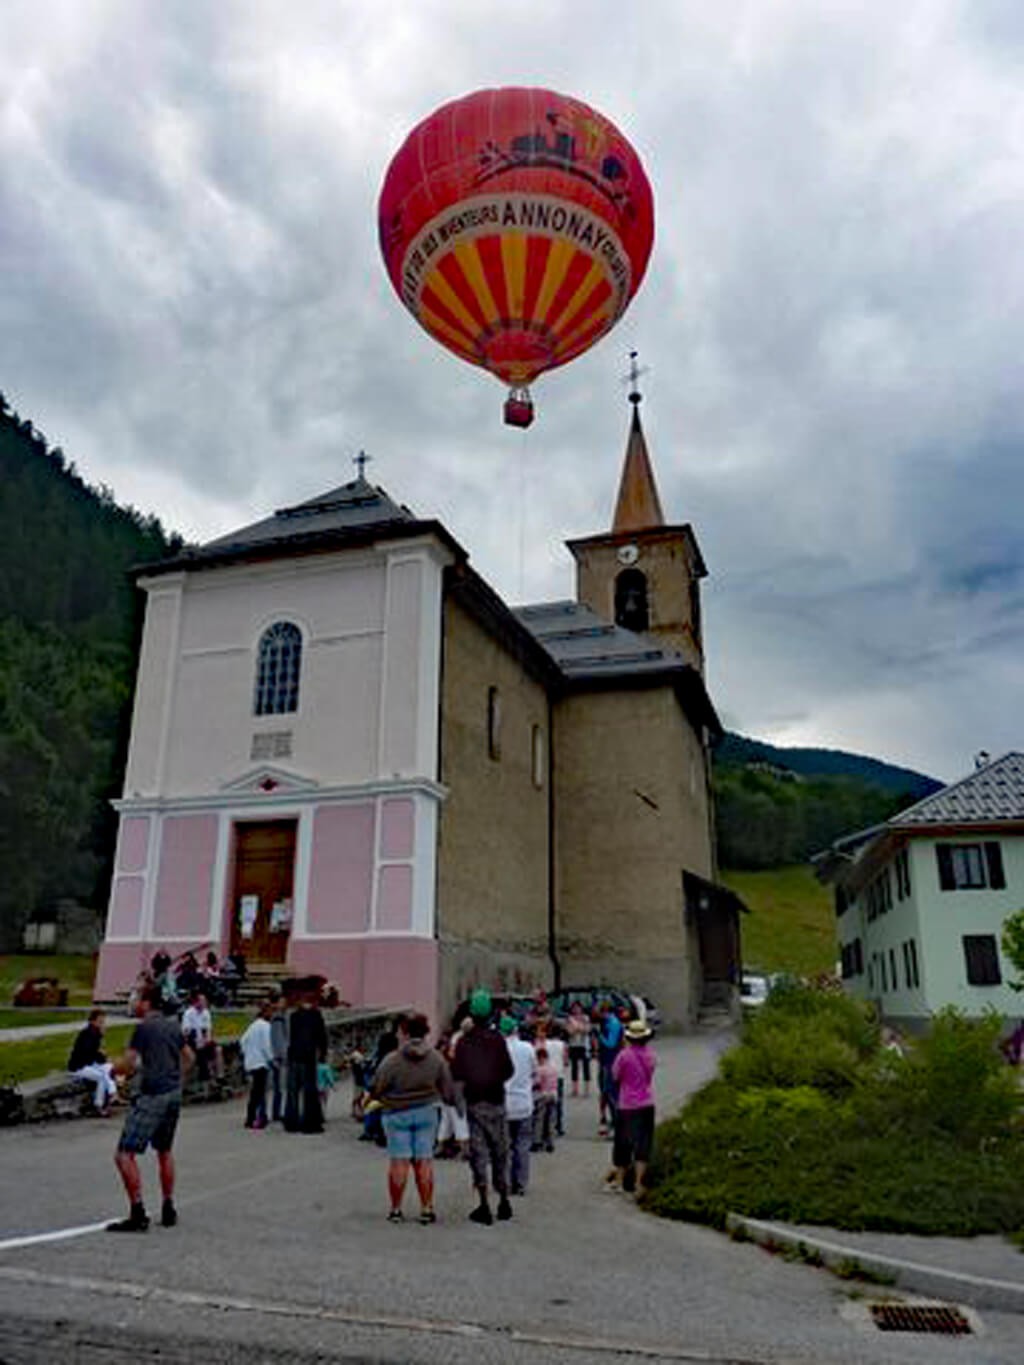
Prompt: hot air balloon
<box><xmin>378</xmin><ymin>87</ymin><xmax>655</xmax><ymax>427</ymax></box>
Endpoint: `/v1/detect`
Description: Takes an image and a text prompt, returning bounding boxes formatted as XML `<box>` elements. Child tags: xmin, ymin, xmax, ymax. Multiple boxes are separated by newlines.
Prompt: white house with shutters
<box><xmin>816</xmin><ymin>752</ymin><xmax>1024</xmax><ymax>1030</ymax></box>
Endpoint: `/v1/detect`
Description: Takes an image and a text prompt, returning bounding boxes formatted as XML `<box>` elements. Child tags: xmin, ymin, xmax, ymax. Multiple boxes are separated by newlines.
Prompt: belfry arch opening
<box><xmin>615</xmin><ymin>568</ymin><xmax>649</xmax><ymax>633</ymax></box>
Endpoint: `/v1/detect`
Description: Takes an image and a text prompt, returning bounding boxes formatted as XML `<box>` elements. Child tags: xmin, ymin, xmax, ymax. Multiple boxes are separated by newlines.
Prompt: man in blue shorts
<box><xmin>108</xmin><ymin>982</ymin><xmax>193</xmax><ymax>1232</ymax></box>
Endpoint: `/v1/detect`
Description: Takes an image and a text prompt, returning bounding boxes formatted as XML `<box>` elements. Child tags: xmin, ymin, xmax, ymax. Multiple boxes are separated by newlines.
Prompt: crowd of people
<box><xmin>97</xmin><ymin>976</ymin><xmax>657</xmax><ymax>1232</ymax></box>
<box><xmin>358</xmin><ymin>988</ymin><xmax>657</xmax><ymax>1225</ymax></box>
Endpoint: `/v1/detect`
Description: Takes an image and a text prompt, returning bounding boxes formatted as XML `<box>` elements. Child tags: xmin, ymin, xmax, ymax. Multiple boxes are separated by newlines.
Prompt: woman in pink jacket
<box><xmin>606</xmin><ymin>1019</ymin><xmax>656</xmax><ymax>1195</ymax></box>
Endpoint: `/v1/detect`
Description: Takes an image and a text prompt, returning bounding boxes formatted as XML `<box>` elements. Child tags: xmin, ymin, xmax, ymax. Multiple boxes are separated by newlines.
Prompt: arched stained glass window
<box><xmin>254</xmin><ymin>622</ymin><xmax>302</xmax><ymax>716</ymax></box>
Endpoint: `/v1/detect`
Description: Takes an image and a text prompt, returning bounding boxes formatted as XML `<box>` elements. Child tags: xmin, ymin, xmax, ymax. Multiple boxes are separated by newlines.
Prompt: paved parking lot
<box><xmin>2</xmin><ymin>1034</ymin><xmax>1023</xmax><ymax>1364</ymax></box>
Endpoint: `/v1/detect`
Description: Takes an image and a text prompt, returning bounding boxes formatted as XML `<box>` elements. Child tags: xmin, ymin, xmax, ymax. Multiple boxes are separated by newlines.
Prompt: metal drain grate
<box><xmin>870</xmin><ymin>1303</ymin><xmax>972</xmax><ymax>1335</ymax></box>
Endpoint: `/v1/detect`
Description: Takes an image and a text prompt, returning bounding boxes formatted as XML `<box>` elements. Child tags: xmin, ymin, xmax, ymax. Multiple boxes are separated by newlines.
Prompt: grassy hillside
<box><xmin>720</xmin><ymin>865</ymin><xmax>837</xmax><ymax>978</ymax></box>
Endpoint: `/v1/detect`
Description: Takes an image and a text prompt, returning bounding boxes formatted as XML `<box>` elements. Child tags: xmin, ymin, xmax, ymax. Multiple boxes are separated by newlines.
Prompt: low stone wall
<box><xmin>9</xmin><ymin>1007</ymin><xmax>407</xmax><ymax>1125</ymax></box>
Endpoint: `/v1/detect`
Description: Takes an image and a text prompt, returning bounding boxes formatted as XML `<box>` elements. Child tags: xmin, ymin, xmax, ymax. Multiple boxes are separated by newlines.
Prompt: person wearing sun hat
<box><xmin>450</xmin><ymin>988</ymin><xmax>514</xmax><ymax>1224</ymax></box>
<box><xmin>606</xmin><ymin>1017</ymin><xmax>657</xmax><ymax>1196</ymax></box>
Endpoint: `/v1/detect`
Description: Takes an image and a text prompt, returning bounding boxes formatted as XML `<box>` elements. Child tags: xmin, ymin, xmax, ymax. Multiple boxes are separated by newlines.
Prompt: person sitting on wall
<box><xmin>180</xmin><ymin>992</ymin><xmax>218</xmax><ymax>1083</ymax></box>
<box><xmin>68</xmin><ymin>1009</ymin><xmax>119</xmax><ymax>1115</ymax></box>
<box><xmin>175</xmin><ymin>952</ymin><xmax>202</xmax><ymax>999</ymax></box>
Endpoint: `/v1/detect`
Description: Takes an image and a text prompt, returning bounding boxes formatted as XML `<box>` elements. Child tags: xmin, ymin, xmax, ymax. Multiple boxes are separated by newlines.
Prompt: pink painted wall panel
<box><xmin>363</xmin><ymin>938</ymin><xmax>438</xmax><ymax>1022</ymax></box>
<box><xmin>284</xmin><ymin>938</ymin><xmax>439</xmax><ymax>1027</ymax></box>
<box><xmin>107</xmin><ymin>876</ymin><xmax>145</xmax><ymax>938</ymax></box>
<box><xmin>152</xmin><ymin>815</ymin><xmax>219</xmax><ymax>939</ymax></box>
<box><xmin>377</xmin><ymin>865</ymin><xmax>413</xmax><ymax>931</ymax></box>
<box><xmin>95</xmin><ymin>942</ymin><xmax>151</xmax><ymax>1002</ymax></box>
<box><xmin>289</xmin><ymin>940</ymin><xmax>364</xmax><ymax>1010</ymax></box>
<box><xmin>307</xmin><ymin>803</ymin><xmax>375</xmax><ymax>934</ymax></box>
<box><xmin>380</xmin><ymin>797</ymin><xmax>415</xmax><ymax>859</ymax></box>
<box><xmin>117</xmin><ymin>817</ymin><xmax>151</xmax><ymax>874</ymax></box>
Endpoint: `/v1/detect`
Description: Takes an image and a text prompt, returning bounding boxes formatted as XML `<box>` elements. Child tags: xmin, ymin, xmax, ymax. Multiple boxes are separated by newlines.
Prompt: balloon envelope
<box><xmin>378</xmin><ymin>87</ymin><xmax>655</xmax><ymax>390</ymax></box>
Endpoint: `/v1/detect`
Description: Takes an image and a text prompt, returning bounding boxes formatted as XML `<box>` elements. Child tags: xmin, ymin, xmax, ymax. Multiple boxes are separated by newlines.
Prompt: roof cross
<box><xmin>621</xmin><ymin>350</ymin><xmax>649</xmax><ymax>406</ymax></box>
<box><xmin>354</xmin><ymin>450</ymin><xmax>372</xmax><ymax>480</ymax></box>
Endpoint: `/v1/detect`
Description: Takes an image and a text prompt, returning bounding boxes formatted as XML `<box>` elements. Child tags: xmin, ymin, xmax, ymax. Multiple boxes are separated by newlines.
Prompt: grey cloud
<box><xmin>0</xmin><ymin>0</ymin><xmax>1021</xmax><ymax>779</ymax></box>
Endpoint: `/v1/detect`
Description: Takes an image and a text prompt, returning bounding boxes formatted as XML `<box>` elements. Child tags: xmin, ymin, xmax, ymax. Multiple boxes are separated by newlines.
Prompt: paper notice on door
<box><xmin>270</xmin><ymin>898</ymin><xmax>292</xmax><ymax>932</ymax></box>
<box><xmin>239</xmin><ymin>895</ymin><xmax>259</xmax><ymax>939</ymax></box>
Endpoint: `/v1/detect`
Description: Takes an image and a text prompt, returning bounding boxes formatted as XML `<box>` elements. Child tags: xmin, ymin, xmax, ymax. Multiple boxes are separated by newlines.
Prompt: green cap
<box><xmin>498</xmin><ymin>1015</ymin><xmax>516</xmax><ymax>1036</ymax></box>
<box><xmin>469</xmin><ymin>987</ymin><xmax>492</xmax><ymax>1020</ymax></box>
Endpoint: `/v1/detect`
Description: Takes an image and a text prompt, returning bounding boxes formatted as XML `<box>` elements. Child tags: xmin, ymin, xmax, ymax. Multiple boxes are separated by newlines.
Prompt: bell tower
<box><xmin>565</xmin><ymin>361</ymin><xmax>707</xmax><ymax>673</ymax></box>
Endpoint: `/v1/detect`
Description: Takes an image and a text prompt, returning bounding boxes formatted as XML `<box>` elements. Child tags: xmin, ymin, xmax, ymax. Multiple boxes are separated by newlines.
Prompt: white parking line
<box><xmin>0</xmin><ymin>1147</ymin><xmax>335</xmax><ymax>1255</ymax></box>
<box><xmin>0</xmin><ymin>1221</ymin><xmax>111</xmax><ymax>1253</ymax></box>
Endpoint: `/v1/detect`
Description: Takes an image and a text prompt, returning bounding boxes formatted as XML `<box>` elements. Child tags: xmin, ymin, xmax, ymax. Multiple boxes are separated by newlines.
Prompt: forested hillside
<box><xmin>0</xmin><ymin>395</ymin><xmax>181</xmax><ymax>949</ymax></box>
<box><xmin>713</xmin><ymin>735</ymin><xmax>940</xmax><ymax>869</ymax></box>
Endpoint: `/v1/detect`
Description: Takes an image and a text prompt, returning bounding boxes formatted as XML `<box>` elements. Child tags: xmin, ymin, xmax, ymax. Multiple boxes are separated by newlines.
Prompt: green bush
<box><xmin>863</xmin><ymin>1008</ymin><xmax>1022</xmax><ymax>1148</ymax></box>
<box><xmin>721</xmin><ymin>982</ymin><xmax>879</xmax><ymax>1098</ymax></box>
<box><xmin>646</xmin><ymin>988</ymin><xmax>1024</xmax><ymax>1236</ymax></box>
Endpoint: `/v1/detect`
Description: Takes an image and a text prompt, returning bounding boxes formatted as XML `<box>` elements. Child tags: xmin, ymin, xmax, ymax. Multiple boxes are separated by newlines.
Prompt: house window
<box><xmin>614</xmin><ymin>568</ymin><xmax>649</xmax><ymax>632</ymax></box>
<box><xmin>962</xmin><ymin>934</ymin><xmax>1002</xmax><ymax>986</ymax></box>
<box><xmin>531</xmin><ymin>724</ymin><xmax>545</xmax><ymax>788</ymax></box>
<box><xmin>487</xmin><ymin>686</ymin><xmax>502</xmax><ymax>761</ymax></box>
<box><xmin>254</xmin><ymin>622</ymin><xmax>302</xmax><ymax>716</ymax></box>
<box><xmin>880</xmin><ymin>953</ymin><xmax>888</xmax><ymax>993</ymax></box>
<box><xmin>902</xmin><ymin>941</ymin><xmax>911</xmax><ymax>990</ymax></box>
<box><xmin>889</xmin><ymin>948</ymin><xmax>897</xmax><ymax>991</ymax></box>
<box><xmin>908</xmin><ymin>939</ymin><xmax>920</xmax><ymax>989</ymax></box>
<box><xmin>895</xmin><ymin>848</ymin><xmax>911</xmax><ymax>899</ymax></box>
<box><xmin>937</xmin><ymin>842</ymin><xmax>1005</xmax><ymax>891</ymax></box>
<box><xmin>841</xmin><ymin>938</ymin><xmax>864</xmax><ymax>979</ymax></box>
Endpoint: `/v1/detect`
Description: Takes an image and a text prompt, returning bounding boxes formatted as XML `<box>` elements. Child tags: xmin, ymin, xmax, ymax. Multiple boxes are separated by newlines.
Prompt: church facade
<box><xmin>95</xmin><ymin>402</ymin><xmax>739</xmax><ymax>1027</ymax></box>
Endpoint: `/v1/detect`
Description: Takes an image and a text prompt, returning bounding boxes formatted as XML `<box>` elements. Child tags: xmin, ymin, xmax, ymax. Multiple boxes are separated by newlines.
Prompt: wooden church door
<box><xmin>230</xmin><ymin>821</ymin><xmax>297</xmax><ymax>962</ymax></box>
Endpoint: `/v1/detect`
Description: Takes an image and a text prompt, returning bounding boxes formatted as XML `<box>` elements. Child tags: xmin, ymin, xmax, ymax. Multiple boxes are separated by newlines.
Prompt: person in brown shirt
<box><xmin>371</xmin><ymin>1013</ymin><xmax>455</xmax><ymax>1224</ymax></box>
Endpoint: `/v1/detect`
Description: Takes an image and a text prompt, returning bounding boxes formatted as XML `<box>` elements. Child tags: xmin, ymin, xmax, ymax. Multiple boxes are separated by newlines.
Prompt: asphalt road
<box><xmin>1</xmin><ymin>1034</ymin><xmax>1022</xmax><ymax>1364</ymax></box>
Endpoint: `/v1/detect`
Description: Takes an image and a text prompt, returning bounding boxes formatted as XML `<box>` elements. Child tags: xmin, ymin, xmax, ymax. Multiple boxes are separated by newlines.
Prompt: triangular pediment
<box><xmin>220</xmin><ymin>765</ymin><xmax>320</xmax><ymax>795</ymax></box>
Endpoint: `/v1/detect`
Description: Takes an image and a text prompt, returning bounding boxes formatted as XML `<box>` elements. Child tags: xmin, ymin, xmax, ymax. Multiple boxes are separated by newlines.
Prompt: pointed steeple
<box><xmin>611</xmin><ymin>403</ymin><xmax>664</xmax><ymax>532</ymax></box>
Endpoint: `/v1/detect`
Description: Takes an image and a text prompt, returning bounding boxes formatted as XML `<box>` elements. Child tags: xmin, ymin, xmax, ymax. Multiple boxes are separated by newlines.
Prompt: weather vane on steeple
<box><xmin>622</xmin><ymin>350</ymin><xmax>648</xmax><ymax>406</ymax></box>
<box><xmin>354</xmin><ymin>450</ymin><xmax>372</xmax><ymax>480</ymax></box>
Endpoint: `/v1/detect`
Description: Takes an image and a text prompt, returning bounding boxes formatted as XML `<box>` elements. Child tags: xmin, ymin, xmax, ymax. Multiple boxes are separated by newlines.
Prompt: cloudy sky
<box><xmin>3</xmin><ymin>0</ymin><xmax>1022</xmax><ymax>782</ymax></box>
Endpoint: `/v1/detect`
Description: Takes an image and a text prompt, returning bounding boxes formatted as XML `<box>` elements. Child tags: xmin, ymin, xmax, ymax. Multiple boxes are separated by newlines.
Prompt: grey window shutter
<box><xmin>936</xmin><ymin>845</ymin><xmax>955</xmax><ymax>890</ymax></box>
<box><xmin>984</xmin><ymin>843</ymin><xmax>1005</xmax><ymax>890</ymax></box>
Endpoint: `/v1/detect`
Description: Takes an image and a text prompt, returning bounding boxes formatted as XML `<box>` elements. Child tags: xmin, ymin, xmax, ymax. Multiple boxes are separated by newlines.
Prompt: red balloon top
<box><xmin>379</xmin><ymin>87</ymin><xmax>655</xmax><ymax>388</ymax></box>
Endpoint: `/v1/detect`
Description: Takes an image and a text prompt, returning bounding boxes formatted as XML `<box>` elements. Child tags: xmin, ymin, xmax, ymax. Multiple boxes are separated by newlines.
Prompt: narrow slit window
<box><xmin>531</xmin><ymin>723</ymin><xmax>544</xmax><ymax>788</ymax></box>
<box><xmin>487</xmin><ymin>686</ymin><xmax>502</xmax><ymax>761</ymax></box>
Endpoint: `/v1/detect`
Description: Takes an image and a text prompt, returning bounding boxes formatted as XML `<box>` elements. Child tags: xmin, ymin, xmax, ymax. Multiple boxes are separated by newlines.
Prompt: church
<box><xmin>95</xmin><ymin>390</ymin><xmax>741</xmax><ymax>1028</ymax></box>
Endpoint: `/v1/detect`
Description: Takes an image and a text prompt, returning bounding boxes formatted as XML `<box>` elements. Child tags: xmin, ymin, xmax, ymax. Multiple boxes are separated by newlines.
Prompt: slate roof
<box><xmin>513</xmin><ymin>599</ymin><xmax>687</xmax><ymax>681</ymax></box>
<box><xmin>138</xmin><ymin>476</ymin><xmax>462</xmax><ymax>577</ymax></box>
<box><xmin>891</xmin><ymin>752</ymin><xmax>1024</xmax><ymax>827</ymax></box>
<box><xmin>201</xmin><ymin>477</ymin><xmax>415</xmax><ymax>554</ymax></box>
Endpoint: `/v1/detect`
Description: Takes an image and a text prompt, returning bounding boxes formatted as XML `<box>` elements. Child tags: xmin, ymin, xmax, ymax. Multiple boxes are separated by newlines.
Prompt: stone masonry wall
<box><xmin>434</xmin><ymin>598</ymin><xmax>552</xmax><ymax>1023</ymax></box>
<box><xmin>553</xmin><ymin>686</ymin><xmax>713</xmax><ymax>1028</ymax></box>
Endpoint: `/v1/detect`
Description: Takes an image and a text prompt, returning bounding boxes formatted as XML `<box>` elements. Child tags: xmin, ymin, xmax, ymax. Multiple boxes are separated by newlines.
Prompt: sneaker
<box><xmin>419</xmin><ymin>1209</ymin><xmax>437</xmax><ymax>1225</ymax></box>
<box><xmin>496</xmin><ymin>1196</ymin><xmax>513</xmax><ymax>1221</ymax></box>
<box><xmin>468</xmin><ymin>1204</ymin><xmax>493</xmax><ymax>1226</ymax></box>
<box><xmin>107</xmin><ymin>1210</ymin><xmax>149</xmax><ymax>1233</ymax></box>
<box><xmin>160</xmin><ymin>1201</ymin><xmax>178</xmax><ymax>1228</ymax></box>
<box><xmin>510</xmin><ymin>1184</ymin><xmax>526</xmax><ymax>1196</ymax></box>
<box><xmin>544</xmin><ymin>1142</ymin><xmax>555</xmax><ymax>1153</ymax></box>
<box><xmin>387</xmin><ymin>1209</ymin><xmax>404</xmax><ymax>1223</ymax></box>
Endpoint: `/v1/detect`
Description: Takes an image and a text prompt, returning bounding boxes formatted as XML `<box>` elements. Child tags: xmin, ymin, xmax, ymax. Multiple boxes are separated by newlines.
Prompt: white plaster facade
<box><xmin>827</xmin><ymin>753</ymin><xmax>1024</xmax><ymax>1028</ymax></box>
<box><xmin>96</xmin><ymin>522</ymin><xmax>453</xmax><ymax>1014</ymax></box>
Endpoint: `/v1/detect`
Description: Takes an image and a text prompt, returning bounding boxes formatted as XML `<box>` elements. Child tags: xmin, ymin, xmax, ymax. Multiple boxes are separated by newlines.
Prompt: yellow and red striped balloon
<box><xmin>379</xmin><ymin>87</ymin><xmax>654</xmax><ymax>422</ymax></box>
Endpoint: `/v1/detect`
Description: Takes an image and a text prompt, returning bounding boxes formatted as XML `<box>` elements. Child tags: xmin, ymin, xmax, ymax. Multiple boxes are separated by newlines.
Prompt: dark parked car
<box><xmin>547</xmin><ymin>986</ymin><xmax>660</xmax><ymax>1030</ymax></box>
<box><xmin>451</xmin><ymin>993</ymin><xmax>536</xmax><ymax>1030</ymax></box>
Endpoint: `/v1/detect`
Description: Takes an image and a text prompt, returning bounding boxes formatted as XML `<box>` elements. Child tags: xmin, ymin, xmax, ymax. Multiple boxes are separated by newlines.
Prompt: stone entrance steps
<box><xmin>232</xmin><ymin>961</ymin><xmax>295</xmax><ymax>1006</ymax></box>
